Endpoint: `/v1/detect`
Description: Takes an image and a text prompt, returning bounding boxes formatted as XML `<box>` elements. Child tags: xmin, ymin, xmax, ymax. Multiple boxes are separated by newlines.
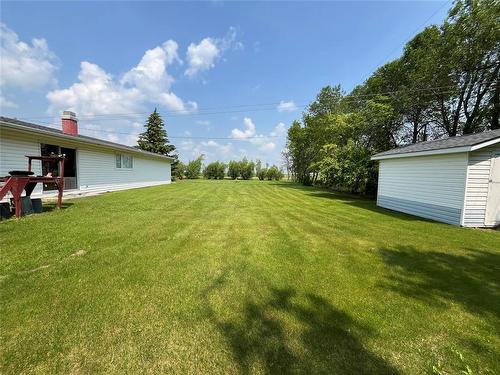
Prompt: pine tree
<box><xmin>137</xmin><ymin>109</ymin><xmax>180</xmax><ymax>178</ymax></box>
<box><xmin>137</xmin><ymin>109</ymin><xmax>176</xmax><ymax>156</ymax></box>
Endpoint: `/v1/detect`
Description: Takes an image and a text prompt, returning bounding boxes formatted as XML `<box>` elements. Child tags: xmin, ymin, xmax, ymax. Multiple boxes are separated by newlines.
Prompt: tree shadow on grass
<box><xmin>378</xmin><ymin>245</ymin><xmax>500</xmax><ymax>318</ymax></box>
<box><xmin>203</xmin><ymin>273</ymin><xmax>398</xmax><ymax>374</ymax></box>
<box><xmin>273</xmin><ymin>182</ymin><xmax>428</xmax><ymax>223</ymax></box>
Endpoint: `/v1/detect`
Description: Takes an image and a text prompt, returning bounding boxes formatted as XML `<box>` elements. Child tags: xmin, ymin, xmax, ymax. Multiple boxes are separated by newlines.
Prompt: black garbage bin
<box><xmin>0</xmin><ymin>202</ymin><xmax>11</xmax><ymax>220</ymax></box>
<box><xmin>20</xmin><ymin>196</ymin><xmax>33</xmax><ymax>215</ymax></box>
<box><xmin>31</xmin><ymin>198</ymin><xmax>43</xmax><ymax>213</ymax></box>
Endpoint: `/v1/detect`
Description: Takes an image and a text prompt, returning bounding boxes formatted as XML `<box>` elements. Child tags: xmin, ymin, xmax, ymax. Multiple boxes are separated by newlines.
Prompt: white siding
<box><xmin>377</xmin><ymin>153</ymin><xmax>468</xmax><ymax>225</ymax></box>
<box><xmin>463</xmin><ymin>144</ymin><xmax>500</xmax><ymax>227</ymax></box>
<box><xmin>0</xmin><ymin>130</ymin><xmax>44</xmax><ymax>197</ymax></box>
<box><xmin>1</xmin><ymin>128</ymin><xmax>171</xmax><ymax>202</ymax></box>
<box><xmin>77</xmin><ymin>147</ymin><xmax>171</xmax><ymax>191</ymax></box>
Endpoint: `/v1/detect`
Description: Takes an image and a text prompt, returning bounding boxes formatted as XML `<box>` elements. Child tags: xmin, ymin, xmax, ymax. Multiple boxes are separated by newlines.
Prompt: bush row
<box><xmin>175</xmin><ymin>157</ymin><xmax>284</xmax><ymax>180</ymax></box>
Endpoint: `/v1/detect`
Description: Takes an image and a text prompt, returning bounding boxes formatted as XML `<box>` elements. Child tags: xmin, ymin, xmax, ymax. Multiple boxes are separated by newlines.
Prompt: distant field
<box><xmin>1</xmin><ymin>180</ymin><xmax>499</xmax><ymax>374</ymax></box>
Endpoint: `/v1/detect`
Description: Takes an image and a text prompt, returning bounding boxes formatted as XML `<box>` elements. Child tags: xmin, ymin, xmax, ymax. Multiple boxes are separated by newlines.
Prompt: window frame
<box><xmin>115</xmin><ymin>153</ymin><xmax>133</xmax><ymax>169</ymax></box>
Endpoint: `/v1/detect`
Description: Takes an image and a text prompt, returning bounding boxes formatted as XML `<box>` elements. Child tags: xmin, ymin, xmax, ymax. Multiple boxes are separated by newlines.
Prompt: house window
<box><xmin>116</xmin><ymin>154</ymin><xmax>133</xmax><ymax>169</ymax></box>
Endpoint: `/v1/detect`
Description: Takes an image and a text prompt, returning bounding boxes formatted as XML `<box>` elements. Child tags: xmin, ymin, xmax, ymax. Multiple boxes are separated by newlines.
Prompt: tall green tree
<box><xmin>255</xmin><ymin>160</ymin><xmax>262</xmax><ymax>176</ymax></box>
<box><xmin>426</xmin><ymin>0</ymin><xmax>500</xmax><ymax>135</ymax></box>
<box><xmin>137</xmin><ymin>109</ymin><xmax>180</xmax><ymax>178</ymax></box>
<box><xmin>308</xmin><ymin>85</ymin><xmax>344</xmax><ymax>116</ymax></box>
<box><xmin>137</xmin><ymin>109</ymin><xmax>176</xmax><ymax>155</ymax></box>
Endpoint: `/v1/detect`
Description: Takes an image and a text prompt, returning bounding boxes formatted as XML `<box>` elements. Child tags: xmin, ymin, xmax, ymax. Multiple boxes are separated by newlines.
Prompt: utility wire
<box><xmin>7</xmin><ymin>84</ymin><xmax>497</xmax><ymax>140</ymax></box>
<box><xmin>13</xmin><ymin>83</ymin><xmax>498</xmax><ymax>123</ymax></box>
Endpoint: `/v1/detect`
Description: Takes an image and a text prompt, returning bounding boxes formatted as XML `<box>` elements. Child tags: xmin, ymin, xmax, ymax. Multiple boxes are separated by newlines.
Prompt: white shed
<box><xmin>0</xmin><ymin>112</ymin><xmax>173</xmax><ymax>202</ymax></box>
<box><xmin>371</xmin><ymin>130</ymin><xmax>500</xmax><ymax>227</ymax></box>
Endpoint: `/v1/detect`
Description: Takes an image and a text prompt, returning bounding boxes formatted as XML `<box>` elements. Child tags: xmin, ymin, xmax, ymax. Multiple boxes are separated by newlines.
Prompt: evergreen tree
<box><xmin>137</xmin><ymin>109</ymin><xmax>176</xmax><ymax>156</ymax></box>
<box><xmin>137</xmin><ymin>109</ymin><xmax>180</xmax><ymax>178</ymax></box>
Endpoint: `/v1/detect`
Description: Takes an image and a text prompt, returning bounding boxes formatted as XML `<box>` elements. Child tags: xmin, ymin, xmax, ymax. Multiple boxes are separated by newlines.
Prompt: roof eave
<box><xmin>1</xmin><ymin>120</ymin><xmax>175</xmax><ymax>162</ymax></box>
<box><xmin>371</xmin><ymin>146</ymin><xmax>472</xmax><ymax>160</ymax></box>
<box><xmin>470</xmin><ymin>137</ymin><xmax>500</xmax><ymax>151</ymax></box>
<box><xmin>371</xmin><ymin>136</ymin><xmax>500</xmax><ymax>161</ymax></box>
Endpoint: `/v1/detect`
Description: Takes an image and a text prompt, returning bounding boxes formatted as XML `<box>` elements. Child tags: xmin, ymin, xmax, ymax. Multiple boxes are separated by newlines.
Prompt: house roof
<box><xmin>0</xmin><ymin>116</ymin><xmax>175</xmax><ymax>162</ymax></box>
<box><xmin>371</xmin><ymin>129</ymin><xmax>500</xmax><ymax>160</ymax></box>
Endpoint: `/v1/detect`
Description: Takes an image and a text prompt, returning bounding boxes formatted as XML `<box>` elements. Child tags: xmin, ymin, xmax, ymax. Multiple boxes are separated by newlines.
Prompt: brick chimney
<box><xmin>61</xmin><ymin>110</ymin><xmax>78</xmax><ymax>135</ymax></box>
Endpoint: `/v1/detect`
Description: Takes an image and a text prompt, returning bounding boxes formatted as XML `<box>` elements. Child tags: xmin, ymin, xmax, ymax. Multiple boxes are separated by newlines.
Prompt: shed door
<box><xmin>485</xmin><ymin>153</ymin><xmax>500</xmax><ymax>226</ymax></box>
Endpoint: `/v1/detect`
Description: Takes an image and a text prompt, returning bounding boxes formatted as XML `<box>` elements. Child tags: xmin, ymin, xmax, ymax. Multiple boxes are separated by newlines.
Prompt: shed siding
<box><xmin>463</xmin><ymin>144</ymin><xmax>500</xmax><ymax>227</ymax></box>
<box><xmin>377</xmin><ymin>153</ymin><xmax>468</xmax><ymax>225</ymax></box>
<box><xmin>1</xmin><ymin>128</ymin><xmax>171</xmax><ymax>201</ymax></box>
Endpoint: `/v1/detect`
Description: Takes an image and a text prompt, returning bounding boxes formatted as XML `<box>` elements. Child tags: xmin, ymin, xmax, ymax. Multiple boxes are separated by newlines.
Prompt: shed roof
<box><xmin>371</xmin><ymin>129</ymin><xmax>500</xmax><ymax>160</ymax></box>
<box><xmin>0</xmin><ymin>116</ymin><xmax>175</xmax><ymax>162</ymax></box>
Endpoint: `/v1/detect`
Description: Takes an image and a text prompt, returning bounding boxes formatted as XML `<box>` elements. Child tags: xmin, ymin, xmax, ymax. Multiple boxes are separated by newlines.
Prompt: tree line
<box><xmin>174</xmin><ymin>157</ymin><xmax>284</xmax><ymax>181</ymax></box>
<box><xmin>135</xmin><ymin>111</ymin><xmax>285</xmax><ymax>182</ymax></box>
<box><xmin>285</xmin><ymin>0</ymin><xmax>499</xmax><ymax>194</ymax></box>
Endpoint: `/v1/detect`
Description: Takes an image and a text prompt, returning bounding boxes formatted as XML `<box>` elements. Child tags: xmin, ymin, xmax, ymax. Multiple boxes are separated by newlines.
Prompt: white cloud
<box><xmin>47</xmin><ymin>62</ymin><xmax>139</xmax><ymax>115</ymax></box>
<box><xmin>180</xmin><ymin>137</ymin><xmax>235</xmax><ymax>163</ymax></box>
<box><xmin>185</xmin><ymin>27</ymin><xmax>240</xmax><ymax>77</ymax></box>
<box><xmin>231</xmin><ymin>117</ymin><xmax>256</xmax><ymax>139</ymax></box>
<box><xmin>270</xmin><ymin>122</ymin><xmax>287</xmax><ymax>136</ymax></box>
<box><xmin>277</xmin><ymin>100</ymin><xmax>297</xmax><ymax>112</ymax></box>
<box><xmin>185</xmin><ymin>38</ymin><xmax>220</xmax><ymax>77</ymax></box>
<box><xmin>0</xmin><ymin>23</ymin><xmax>58</xmax><ymax>92</ymax></box>
<box><xmin>47</xmin><ymin>40</ymin><xmax>196</xmax><ymax>116</ymax></box>
<box><xmin>202</xmin><ymin>140</ymin><xmax>219</xmax><ymax>147</ymax></box>
<box><xmin>260</xmin><ymin>142</ymin><xmax>276</xmax><ymax>152</ymax></box>
<box><xmin>180</xmin><ymin>139</ymin><xmax>194</xmax><ymax>151</ymax></box>
<box><xmin>229</xmin><ymin>117</ymin><xmax>283</xmax><ymax>153</ymax></box>
<box><xmin>121</xmin><ymin>41</ymin><xmax>179</xmax><ymax>94</ymax></box>
<box><xmin>79</xmin><ymin>123</ymin><xmax>121</xmax><ymax>144</ymax></box>
<box><xmin>181</xmin><ymin>119</ymin><xmax>285</xmax><ymax>164</ymax></box>
<box><xmin>0</xmin><ymin>23</ymin><xmax>58</xmax><ymax>108</ymax></box>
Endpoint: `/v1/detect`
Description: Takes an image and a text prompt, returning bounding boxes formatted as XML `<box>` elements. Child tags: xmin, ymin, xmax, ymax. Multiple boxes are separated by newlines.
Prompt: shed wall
<box><xmin>463</xmin><ymin>144</ymin><xmax>500</xmax><ymax>227</ymax></box>
<box><xmin>377</xmin><ymin>153</ymin><xmax>468</xmax><ymax>225</ymax></box>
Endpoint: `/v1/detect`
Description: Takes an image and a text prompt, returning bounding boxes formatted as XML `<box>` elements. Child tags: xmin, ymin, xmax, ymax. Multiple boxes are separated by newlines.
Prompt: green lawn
<box><xmin>1</xmin><ymin>180</ymin><xmax>499</xmax><ymax>374</ymax></box>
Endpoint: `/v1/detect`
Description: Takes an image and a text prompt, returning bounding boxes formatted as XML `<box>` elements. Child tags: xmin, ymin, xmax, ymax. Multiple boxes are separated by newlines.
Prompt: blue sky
<box><xmin>1</xmin><ymin>1</ymin><xmax>449</xmax><ymax>165</ymax></box>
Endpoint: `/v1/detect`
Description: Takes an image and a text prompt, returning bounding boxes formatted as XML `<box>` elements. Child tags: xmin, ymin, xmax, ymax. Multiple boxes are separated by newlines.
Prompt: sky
<box><xmin>0</xmin><ymin>1</ymin><xmax>450</xmax><ymax>165</ymax></box>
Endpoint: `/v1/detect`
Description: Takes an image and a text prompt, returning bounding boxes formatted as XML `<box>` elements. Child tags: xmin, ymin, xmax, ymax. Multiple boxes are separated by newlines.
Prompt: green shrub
<box><xmin>227</xmin><ymin>160</ymin><xmax>240</xmax><ymax>179</ymax></box>
<box><xmin>203</xmin><ymin>161</ymin><xmax>226</xmax><ymax>179</ymax></box>
<box><xmin>185</xmin><ymin>156</ymin><xmax>203</xmax><ymax>179</ymax></box>
<box><xmin>257</xmin><ymin>168</ymin><xmax>267</xmax><ymax>180</ymax></box>
<box><xmin>265</xmin><ymin>165</ymin><xmax>284</xmax><ymax>181</ymax></box>
<box><xmin>173</xmin><ymin>161</ymin><xmax>186</xmax><ymax>180</ymax></box>
<box><xmin>239</xmin><ymin>158</ymin><xmax>255</xmax><ymax>180</ymax></box>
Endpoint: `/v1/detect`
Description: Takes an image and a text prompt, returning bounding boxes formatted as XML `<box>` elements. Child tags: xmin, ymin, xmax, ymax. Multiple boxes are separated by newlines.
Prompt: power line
<box><xmin>78</xmin><ymin>128</ymin><xmax>285</xmax><ymax>140</ymax></box>
<box><xmin>13</xmin><ymin>83</ymin><xmax>498</xmax><ymax>123</ymax></box>
<box><xmin>18</xmin><ymin>120</ymin><xmax>285</xmax><ymax>140</ymax></box>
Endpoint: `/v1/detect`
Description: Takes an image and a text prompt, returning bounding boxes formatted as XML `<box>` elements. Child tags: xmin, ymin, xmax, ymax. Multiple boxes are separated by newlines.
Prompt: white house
<box><xmin>371</xmin><ymin>129</ymin><xmax>500</xmax><ymax>227</ymax></box>
<box><xmin>0</xmin><ymin>112</ymin><xmax>173</xmax><ymax>201</ymax></box>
